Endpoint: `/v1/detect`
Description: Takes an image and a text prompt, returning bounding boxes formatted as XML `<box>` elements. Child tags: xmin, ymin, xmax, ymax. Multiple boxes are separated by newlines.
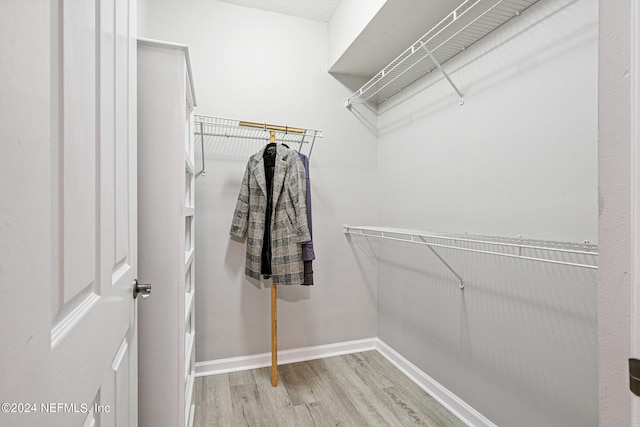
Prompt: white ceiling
<box><xmin>218</xmin><ymin>0</ymin><xmax>342</xmax><ymax>22</ymax></box>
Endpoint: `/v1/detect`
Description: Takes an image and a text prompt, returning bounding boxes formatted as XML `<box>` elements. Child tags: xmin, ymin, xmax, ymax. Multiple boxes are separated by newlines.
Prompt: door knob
<box><xmin>133</xmin><ymin>279</ymin><xmax>151</xmax><ymax>299</ymax></box>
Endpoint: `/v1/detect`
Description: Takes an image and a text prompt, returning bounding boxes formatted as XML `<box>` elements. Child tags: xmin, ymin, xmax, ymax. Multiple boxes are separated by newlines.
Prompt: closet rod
<box><xmin>193</xmin><ymin>115</ymin><xmax>322</xmax><ymax>169</ymax></box>
<box><xmin>239</xmin><ymin>120</ymin><xmax>305</xmax><ymax>135</ymax></box>
<box><xmin>197</xmin><ymin>132</ymin><xmax>310</xmax><ymax>143</ymax></box>
<box><xmin>344</xmin><ymin>225</ymin><xmax>598</xmax><ymax>270</ymax></box>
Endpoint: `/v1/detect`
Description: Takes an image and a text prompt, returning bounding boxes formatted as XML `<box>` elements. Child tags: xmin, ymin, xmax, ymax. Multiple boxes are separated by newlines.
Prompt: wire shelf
<box><xmin>193</xmin><ymin>115</ymin><xmax>323</xmax><ymax>176</ymax></box>
<box><xmin>346</xmin><ymin>0</ymin><xmax>539</xmax><ymax>110</ymax></box>
<box><xmin>344</xmin><ymin>225</ymin><xmax>598</xmax><ymax>272</ymax></box>
<box><xmin>194</xmin><ymin>115</ymin><xmax>322</xmax><ymax>147</ymax></box>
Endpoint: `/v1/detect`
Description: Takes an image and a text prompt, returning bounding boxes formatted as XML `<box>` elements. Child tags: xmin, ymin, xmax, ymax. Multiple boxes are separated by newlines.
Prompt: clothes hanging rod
<box><xmin>345</xmin><ymin>225</ymin><xmax>597</xmax><ymax>255</ymax></box>
<box><xmin>197</xmin><ymin>132</ymin><xmax>316</xmax><ymax>142</ymax></box>
<box><xmin>239</xmin><ymin>120</ymin><xmax>305</xmax><ymax>135</ymax></box>
<box><xmin>344</xmin><ymin>225</ymin><xmax>598</xmax><ymax>270</ymax></box>
<box><xmin>193</xmin><ymin>115</ymin><xmax>323</xmax><ymax>176</ymax></box>
<box><xmin>194</xmin><ymin>115</ymin><xmax>323</xmax><ymax>139</ymax></box>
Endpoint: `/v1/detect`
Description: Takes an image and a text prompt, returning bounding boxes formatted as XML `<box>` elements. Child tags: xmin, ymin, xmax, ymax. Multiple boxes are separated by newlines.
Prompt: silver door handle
<box><xmin>133</xmin><ymin>279</ymin><xmax>151</xmax><ymax>299</ymax></box>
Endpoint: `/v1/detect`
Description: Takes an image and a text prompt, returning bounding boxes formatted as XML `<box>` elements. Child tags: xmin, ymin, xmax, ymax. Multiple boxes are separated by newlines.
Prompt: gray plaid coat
<box><xmin>230</xmin><ymin>145</ymin><xmax>311</xmax><ymax>286</ymax></box>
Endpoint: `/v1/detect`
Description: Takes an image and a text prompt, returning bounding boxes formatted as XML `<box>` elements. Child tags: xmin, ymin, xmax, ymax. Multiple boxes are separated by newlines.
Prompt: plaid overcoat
<box><xmin>230</xmin><ymin>145</ymin><xmax>311</xmax><ymax>286</ymax></box>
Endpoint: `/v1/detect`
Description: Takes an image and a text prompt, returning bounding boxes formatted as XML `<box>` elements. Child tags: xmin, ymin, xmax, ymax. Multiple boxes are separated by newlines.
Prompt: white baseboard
<box><xmin>194</xmin><ymin>337</ymin><xmax>493</xmax><ymax>427</ymax></box>
<box><xmin>195</xmin><ymin>337</ymin><xmax>377</xmax><ymax>377</ymax></box>
<box><xmin>374</xmin><ymin>339</ymin><xmax>496</xmax><ymax>427</ymax></box>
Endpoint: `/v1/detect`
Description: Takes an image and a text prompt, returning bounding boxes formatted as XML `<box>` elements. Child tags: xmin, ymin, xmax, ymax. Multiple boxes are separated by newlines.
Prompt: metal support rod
<box><xmin>197</xmin><ymin>132</ymin><xmax>296</xmax><ymax>143</ymax></box>
<box><xmin>420</xmin><ymin>42</ymin><xmax>464</xmax><ymax>105</ymax></box>
<box><xmin>419</xmin><ymin>237</ymin><xmax>465</xmax><ymax>289</ymax></box>
<box><xmin>198</xmin><ymin>121</ymin><xmax>206</xmax><ymax>177</ymax></box>
<box><xmin>307</xmin><ymin>133</ymin><xmax>318</xmax><ymax>160</ymax></box>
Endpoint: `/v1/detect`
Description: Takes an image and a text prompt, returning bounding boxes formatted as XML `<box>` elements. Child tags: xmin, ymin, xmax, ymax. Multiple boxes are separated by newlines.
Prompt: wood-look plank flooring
<box><xmin>193</xmin><ymin>350</ymin><xmax>465</xmax><ymax>427</ymax></box>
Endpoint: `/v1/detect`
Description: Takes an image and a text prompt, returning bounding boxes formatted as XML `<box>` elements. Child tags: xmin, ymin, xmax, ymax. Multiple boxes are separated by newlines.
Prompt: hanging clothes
<box><xmin>297</xmin><ymin>152</ymin><xmax>315</xmax><ymax>285</ymax></box>
<box><xmin>261</xmin><ymin>143</ymin><xmax>277</xmax><ymax>276</ymax></box>
<box><xmin>230</xmin><ymin>144</ymin><xmax>311</xmax><ymax>286</ymax></box>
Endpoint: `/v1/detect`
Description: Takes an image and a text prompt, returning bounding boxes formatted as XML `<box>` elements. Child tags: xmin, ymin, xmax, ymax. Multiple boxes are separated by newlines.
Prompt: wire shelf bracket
<box><xmin>345</xmin><ymin>0</ymin><xmax>539</xmax><ymax>111</ymax></box>
<box><xmin>420</xmin><ymin>42</ymin><xmax>464</xmax><ymax>106</ymax></box>
<box><xmin>420</xmin><ymin>236</ymin><xmax>466</xmax><ymax>289</ymax></box>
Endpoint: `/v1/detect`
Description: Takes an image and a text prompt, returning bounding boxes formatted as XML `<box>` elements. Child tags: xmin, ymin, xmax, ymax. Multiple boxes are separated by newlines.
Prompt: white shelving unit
<box><xmin>137</xmin><ymin>38</ymin><xmax>197</xmax><ymax>427</ymax></box>
<box><xmin>345</xmin><ymin>0</ymin><xmax>539</xmax><ymax>111</ymax></box>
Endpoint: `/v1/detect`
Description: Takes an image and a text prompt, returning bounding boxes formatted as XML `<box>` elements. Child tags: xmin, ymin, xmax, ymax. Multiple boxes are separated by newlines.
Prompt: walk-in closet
<box><xmin>2</xmin><ymin>0</ymin><xmax>637</xmax><ymax>426</ymax></box>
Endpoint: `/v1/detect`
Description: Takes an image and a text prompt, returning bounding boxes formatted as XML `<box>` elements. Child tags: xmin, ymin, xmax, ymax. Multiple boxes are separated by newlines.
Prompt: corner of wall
<box><xmin>137</xmin><ymin>0</ymin><xmax>151</xmax><ymax>38</ymax></box>
<box><xmin>327</xmin><ymin>0</ymin><xmax>387</xmax><ymax>71</ymax></box>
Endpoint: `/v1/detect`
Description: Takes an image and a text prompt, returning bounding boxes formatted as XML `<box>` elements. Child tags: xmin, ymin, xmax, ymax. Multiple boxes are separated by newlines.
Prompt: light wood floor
<box><xmin>193</xmin><ymin>350</ymin><xmax>465</xmax><ymax>426</ymax></box>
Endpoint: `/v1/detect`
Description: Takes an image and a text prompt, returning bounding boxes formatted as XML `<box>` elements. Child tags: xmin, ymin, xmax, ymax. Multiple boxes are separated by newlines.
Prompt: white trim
<box><xmin>185</xmin><ymin>374</ymin><xmax>195</xmax><ymax>427</ymax></box>
<box><xmin>195</xmin><ymin>338</ymin><xmax>377</xmax><ymax>377</ymax></box>
<box><xmin>50</xmin><ymin>292</ymin><xmax>100</xmax><ymax>350</ymax></box>
<box><xmin>374</xmin><ymin>339</ymin><xmax>496</xmax><ymax>427</ymax></box>
<box><xmin>187</xmin><ymin>404</ymin><xmax>195</xmax><ymax>427</ymax></box>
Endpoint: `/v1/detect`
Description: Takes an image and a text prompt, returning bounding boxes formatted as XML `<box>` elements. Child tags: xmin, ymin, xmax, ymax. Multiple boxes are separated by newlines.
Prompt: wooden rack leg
<box><xmin>271</xmin><ymin>281</ymin><xmax>278</xmax><ymax>387</ymax></box>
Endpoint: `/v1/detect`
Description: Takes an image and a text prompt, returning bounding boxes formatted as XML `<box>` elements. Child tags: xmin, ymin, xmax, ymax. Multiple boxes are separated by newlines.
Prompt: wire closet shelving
<box><xmin>345</xmin><ymin>0</ymin><xmax>539</xmax><ymax>111</ymax></box>
<box><xmin>193</xmin><ymin>115</ymin><xmax>323</xmax><ymax>176</ymax></box>
<box><xmin>344</xmin><ymin>225</ymin><xmax>598</xmax><ymax>289</ymax></box>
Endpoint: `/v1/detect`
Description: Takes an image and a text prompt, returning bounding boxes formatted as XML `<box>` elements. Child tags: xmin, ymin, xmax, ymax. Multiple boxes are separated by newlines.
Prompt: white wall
<box><xmin>374</xmin><ymin>0</ymin><xmax>598</xmax><ymax>425</ymax></box>
<box><xmin>327</xmin><ymin>0</ymin><xmax>387</xmax><ymax>72</ymax></box>
<box><xmin>377</xmin><ymin>0</ymin><xmax>597</xmax><ymax>243</ymax></box>
<box><xmin>598</xmin><ymin>0</ymin><xmax>633</xmax><ymax>425</ymax></box>
<box><xmin>137</xmin><ymin>0</ymin><xmax>150</xmax><ymax>38</ymax></box>
<box><xmin>146</xmin><ymin>0</ymin><xmax>379</xmax><ymax>362</ymax></box>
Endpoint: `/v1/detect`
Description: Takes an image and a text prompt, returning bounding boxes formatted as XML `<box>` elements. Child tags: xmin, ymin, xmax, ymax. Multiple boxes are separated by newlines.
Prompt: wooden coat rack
<box><xmin>238</xmin><ymin>121</ymin><xmax>307</xmax><ymax>388</ymax></box>
<box><xmin>193</xmin><ymin>115</ymin><xmax>321</xmax><ymax>388</ymax></box>
<box><xmin>269</xmin><ymin>130</ymin><xmax>278</xmax><ymax>387</ymax></box>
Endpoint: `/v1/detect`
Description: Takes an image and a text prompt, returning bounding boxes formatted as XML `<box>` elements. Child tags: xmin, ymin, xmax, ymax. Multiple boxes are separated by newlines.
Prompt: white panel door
<box><xmin>0</xmin><ymin>1</ymin><xmax>138</xmax><ymax>426</ymax></box>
